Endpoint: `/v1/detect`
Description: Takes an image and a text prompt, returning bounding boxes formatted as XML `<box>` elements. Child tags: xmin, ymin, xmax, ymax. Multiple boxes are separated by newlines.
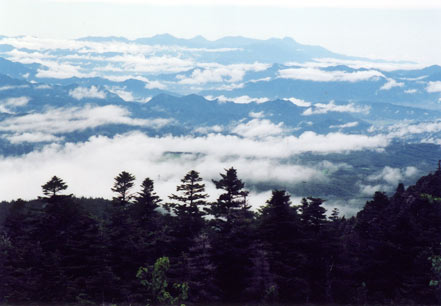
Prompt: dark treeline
<box><xmin>1</xmin><ymin>167</ymin><xmax>441</xmax><ymax>305</ymax></box>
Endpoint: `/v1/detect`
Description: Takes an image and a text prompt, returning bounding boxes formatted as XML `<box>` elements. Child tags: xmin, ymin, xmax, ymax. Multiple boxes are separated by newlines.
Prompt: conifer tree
<box><xmin>168</xmin><ymin>170</ymin><xmax>208</xmax><ymax>216</ymax></box>
<box><xmin>135</xmin><ymin>177</ymin><xmax>161</xmax><ymax>214</ymax></box>
<box><xmin>207</xmin><ymin>167</ymin><xmax>250</xmax><ymax>223</ymax></box>
<box><xmin>111</xmin><ymin>171</ymin><xmax>136</xmax><ymax>205</ymax></box>
<box><xmin>167</xmin><ymin>170</ymin><xmax>208</xmax><ymax>246</ymax></box>
<box><xmin>41</xmin><ymin>176</ymin><xmax>68</xmax><ymax>198</ymax></box>
<box><xmin>107</xmin><ymin>171</ymin><xmax>138</xmax><ymax>300</ymax></box>
<box><xmin>208</xmin><ymin>167</ymin><xmax>255</xmax><ymax>302</ymax></box>
<box><xmin>129</xmin><ymin>178</ymin><xmax>166</xmax><ymax>286</ymax></box>
<box><xmin>258</xmin><ymin>190</ymin><xmax>305</xmax><ymax>302</ymax></box>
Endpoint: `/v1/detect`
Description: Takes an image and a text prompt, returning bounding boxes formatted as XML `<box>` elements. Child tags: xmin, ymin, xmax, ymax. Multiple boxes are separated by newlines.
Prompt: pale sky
<box><xmin>1</xmin><ymin>0</ymin><xmax>441</xmax><ymax>64</ymax></box>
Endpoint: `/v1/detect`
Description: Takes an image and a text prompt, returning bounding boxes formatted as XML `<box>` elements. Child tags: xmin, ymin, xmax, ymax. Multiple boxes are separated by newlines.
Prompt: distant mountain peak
<box><xmin>151</xmin><ymin>33</ymin><xmax>176</xmax><ymax>39</ymax></box>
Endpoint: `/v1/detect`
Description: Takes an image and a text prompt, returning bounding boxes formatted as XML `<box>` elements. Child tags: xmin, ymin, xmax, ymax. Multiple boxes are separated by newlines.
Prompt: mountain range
<box><xmin>0</xmin><ymin>34</ymin><xmax>441</xmax><ymax>207</ymax></box>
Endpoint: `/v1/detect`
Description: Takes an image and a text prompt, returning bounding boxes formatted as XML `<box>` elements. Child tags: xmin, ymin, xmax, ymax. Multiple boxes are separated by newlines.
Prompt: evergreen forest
<box><xmin>1</xmin><ymin>167</ymin><xmax>441</xmax><ymax>305</ymax></box>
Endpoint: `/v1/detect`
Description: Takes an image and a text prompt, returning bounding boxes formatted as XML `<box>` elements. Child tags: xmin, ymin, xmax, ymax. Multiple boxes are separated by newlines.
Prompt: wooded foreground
<box><xmin>0</xmin><ymin>167</ymin><xmax>440</xmax><ymax>305</ymax></box>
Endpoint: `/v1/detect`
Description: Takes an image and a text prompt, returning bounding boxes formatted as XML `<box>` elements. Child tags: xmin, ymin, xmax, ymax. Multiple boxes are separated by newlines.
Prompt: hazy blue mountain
<box><xmin>0</xmin><ymin>58</ymin><xmax>39</xmax><ymax>79</ymax></box>
<box><xmin>200</xmin><ymin>65</ymin><xmax>441</xmax><ymax>109</ymax></box>
<box><xmin>0</xmin><ymin>44</ymin><xmax>14</xmax><ymax>52</ymax></box>
<box><xmin>77</xmin><ymin>34</ymin><xmax>354</xmax><ymax>64</ymax></box>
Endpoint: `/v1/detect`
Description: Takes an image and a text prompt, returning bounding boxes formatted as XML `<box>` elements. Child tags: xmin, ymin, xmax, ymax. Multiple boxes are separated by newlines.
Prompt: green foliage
<box><xmin>136</xmin><ymin>256</ymin><xmax>188</xmax><ymax>305</ymax></box>
<box><xmin>421</xmin><ymin>193</ymin><xmax>441</xmax><ymax>203</ymax></box>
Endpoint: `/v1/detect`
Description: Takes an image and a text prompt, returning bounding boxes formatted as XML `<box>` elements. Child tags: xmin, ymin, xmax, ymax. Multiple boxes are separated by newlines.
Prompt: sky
<box><xmin>1</xmin><ymin>0</ymin><xmax>441</xmax><ymax>64</ymax></box>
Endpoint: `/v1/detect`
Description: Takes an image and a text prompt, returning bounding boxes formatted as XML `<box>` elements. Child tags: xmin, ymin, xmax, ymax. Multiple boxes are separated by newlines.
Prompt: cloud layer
<box><xmin>278</xmin><ymin>67</ymin><xmax>384</xmax><ymax>82</ymax></box>
<box><xmin>69</xmin><ymin>86</ymin><xmax>107</xmax><ymax>100</ymax></box>
<box><xmin>302</xmin><ymin>101</ymin><xmax>370</xmax><ymax>115</ymax></box>
<box><xmin>0</xmin><ymin>130</ymin><xmax>389</xmax><ymax>203</ymax></box>
<box><xmin>0</xmin><ymin>105</ymin><xmax>171</xmax><ymax>137</ymax></box>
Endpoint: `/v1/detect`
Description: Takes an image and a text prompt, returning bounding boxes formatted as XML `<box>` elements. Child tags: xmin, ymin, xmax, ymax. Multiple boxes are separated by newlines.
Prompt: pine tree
<box><xmin>258</xmin><ymin>190</ymin><xmax>306</xmax><ymax>302</ymax></box>
<box><xmin>41</xmin><ymin>176</ymin><xmax>68</xmax><ymax>198</ymax></box>
<box><xmin>329</xmin><ymin>207</ymin><xmax>340</xmax><ymax>222</ymax></box>
<box><xmin>168</xmin><ymin>170</ymin><xmax>208</xmax><ymax>216</ymax></box>
<box><xmin>134</xmin><ymin>177</ymin><xmax>161</xmax><ymax>215</ymax></box>
<box><xmin>107</xmin><ymin>171</ymin><xmax>139</xmax><ymax>301</ymax></box>
<box><xmin>208</xmin><ymin>167</ymin><xmax>255</xmax><ymax>302</ymax></box>
<box><xmin>111</xmin><ymin>171</ymin><xmax>136</xmax><ymax>205</ymax></box>
<box><xmin>167</xmin><ymin>170</ymin><xmax>208</xmax><ymax>253</ymax></box>
<box><xmin>207</xmin><ymin>167</ymin><xmax>249</xmax><ymax>224</ymax></box>
<box><xmin>129</xmin><ymin>177</ymin><xmax>166</xmax><ymax>297</ymax></box>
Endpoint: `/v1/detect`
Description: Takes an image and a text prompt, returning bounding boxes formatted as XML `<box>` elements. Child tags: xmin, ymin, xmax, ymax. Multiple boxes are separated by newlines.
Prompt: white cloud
<box><xmin>404</xmin><ymin>166</ymin><xmax>419</xmax><ymax>177</ymax></box>
<box><xmin>110</xmin><ymin>54</ymin><xmax>194</xmax><ymax>74</ymax></box>
<box><xmin>367</xmin><ymin>166</ymin><xmax>419</xmax><ymax>185</ymax></box>
<box><xmin>380</xmin><ymin>78</ymin><xmax>404</xmax><ymax>90</ymax></box>
<box><xmin>217</xmin><ymin>83</ymin><xmax>245</xmax><ymax>91</ymax></box>
<box><xmin>104</xmin><ymin>86</ymin><xmax>154</xmax><ymax>103</ymax></box>
<box><xmin>145</xmin><ymin>80</ymin><xmax>166</xmax><ymax>90</ymax></box>
<box><xmin>308</xmin><ymin>58</ymin><xmax>426</xmax><ymax>72</ymax></box>
<box><xmin>105</xmin><ymin>86</ymin><xmax>134</xmax><ymax>101</ymax></box>
<box><xmin>36</xmin><ymin>61</ymin><xmax>95</xmax><ymax>79</ymax></box>
<box><xmin>178</xmin><ymin>62</ymin><xmax>269</xmax><ymax>85</ymax></box>
<box><xmin>69</xmin><ymin>86</ymin><xmax>107</xmax><ymax>100</ymax></box>
<box><xmin>249</xmin><ymin>111</ymin><xmax>264</xmax><ymax>118</ymax></box>
<box><xmin>368</xmin><ymin>166</ymin><xmax>403</xmax><ymax>185</ymax></box>
<box><xmin>249</xmin><ymin>77</ymin><xmax>271</xmax><ymax>83</ymax></box>
<box><xmin>278</xmin><ymin>67</ymin><xmax>384</xmax><ymax>82</ymax></box>
<box><xmin>0</xmin><ymin>96</ymin><xmax>30</xmax><ymax>107</ymax></box>
<box><xmin>0</xmin><ymin>105</ymin><xmax>171</xmax><ymax>135</ymax></box>
<box><xmin>206</xmin><ymin>95</ymin><xmax>269</xmax><ymax>104</ymax></box>
<box><xmin>0</xmin><ymin>130</ymin><xmax>388</xmax><ymax>202</ymax></box>
<box><xmin>329</xmin><ymin>121</ymin><xmax>359</xmax><ymax>129</ymax></box>
<box><xmin>426</xmin><ymin>81</ymin><xmax>441</xmax><ymax>93</ymax></box>
<box><xmin>232</xmin><ymin>119</ymin><xmax>286</xmax><ymax>138</ymax></box>
<box><xmin>140</xmin><ymin>97</ymin><xmax>153</xmax><ymax>103</ymax></box>
<box><xmin>0</xmin><ymin>85</ymin><xmax>29</xmax><ymax>91</ymax></box>
<box><xmin>5</xmin><ymin>132</ymin><xmax>64</xmax><ymax>144</ymax></box>
<box><xmin>302</xmin><ymin>100</ymin><xmax>370</xmax><ymax>115</ymax></box>
<box><xmin>283</xmin><ymin>97</ymin><xmax>312</xmax><ymax>107</ymax></box>
<box><xmin>102</xmin><ymin>75</ymin><xmax>151</xmax><ymax>83</ymax></box>
<box><xmin>193</xmin><ymin>125</ymin><xmax>223</xmax><ymax>134</ymax></box>
<box><xmin>0</xmin><ymin>36</ymin><xmax>238</xmax><ymax>59</ymax></box>
<box><xmin>6</xmin><ymin>48</ymin><xmax>55</xmax><ymax>63</ymax></box>
<box><xmin>386</xmin><ymin>120</ymin><xmax>441</xmax><ymax>138</ymax></box>
<box><xmin>404</xmin><ymin>89</ymin><xmax>417</xmax><ymax>94</ymax></box>
<box><xmin>34</xmin><ymin>84</ymin><xmax>52</xmax><ymax>90</ymax></box>
<box><xmin>0</xmin><ymin>96</ymin><xmax>31</xmax><ymax>113</ymax></box>
<box><xmin>360</xmin><ymin>183</ymin><xmax>391</xmax><ymax>196</ymax></box>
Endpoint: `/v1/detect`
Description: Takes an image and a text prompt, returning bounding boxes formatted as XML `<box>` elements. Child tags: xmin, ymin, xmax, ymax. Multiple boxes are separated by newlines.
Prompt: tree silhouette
<box><xmin>208</xmin><ymin>167</ymin><xmax>249</xmax><ymax>221</ymax></box>
<box><xmin>111</xmin><ymin>171</ymin><xmax>136</xmax><ymax>205</ymax></box>
<box><xmin>135</xmin><ymin>177</ymin><xmax>162</xmax><ymax>213</ymax></box>
<box><xmin>168</xmin><ymin>170</ymin><xmax>208</xmax><ymax>223</ymax></box>
<box><xmin>167</xmin><ymin>170</ymin><xmax>208</xmax><ymax>255</ymax></box>
<box><xmin>41</xmin><ymin>176</ymin><xmax>68</xmax><ymax>198</ymax></box>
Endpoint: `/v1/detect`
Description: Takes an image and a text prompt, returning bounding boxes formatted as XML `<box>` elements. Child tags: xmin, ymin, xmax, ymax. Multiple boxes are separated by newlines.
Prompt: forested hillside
<box><xmin>1</xmin><ymin>166</ymin><xmax>440</xmax><ymax>305</ymax></box>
